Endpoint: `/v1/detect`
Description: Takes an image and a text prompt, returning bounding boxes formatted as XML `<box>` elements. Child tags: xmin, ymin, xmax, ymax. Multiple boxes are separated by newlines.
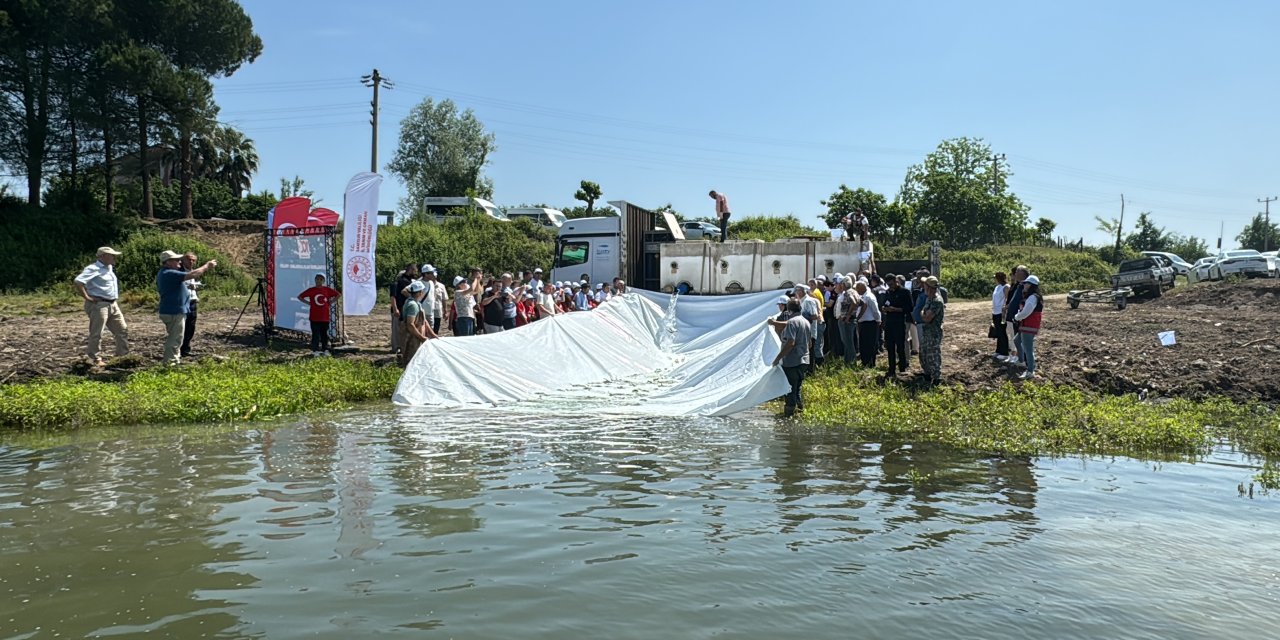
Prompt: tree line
<box><xmin>0</xmin><ymin>0</ymin><xmax>263</xmax><ymax>217</ymax></box>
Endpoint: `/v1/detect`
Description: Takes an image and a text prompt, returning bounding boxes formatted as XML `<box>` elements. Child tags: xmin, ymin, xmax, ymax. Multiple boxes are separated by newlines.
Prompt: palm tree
<box><xmin>215</xmin><ymin>126</ymin><xmax>258</xmax><ymax>199</ymax></box>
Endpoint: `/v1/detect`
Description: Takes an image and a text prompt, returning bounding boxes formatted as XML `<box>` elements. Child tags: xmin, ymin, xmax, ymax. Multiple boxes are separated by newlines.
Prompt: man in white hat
<box><xmin>420</xmin><ymin>264</ymin><xmax>446</xmax><ymax>336</ymax></box>
<box><xmin>536</xmin><ymin>282</ymin><xmax>559</xmax><ymax>319</ymax></box>
<box><xmin>73</xmin><ymin>246</ymin><xmax>129</xmax><ymax>366</ymax></box>
<box><xmin>574</xmin><ymin>281</ymin><xmax>591</xmax><ymax>311</ymax></box>
<box><xmin>157</xmin><ymin>249</ymin><xmax>217</xmax><ymax>365</ymax></box>
<box><xmin>451</xmin><ymin>274</ymin><xmax>477</xmax><ymax>336</ymax></box>
<box><xmin>528</xmin><ymin>267</ymin><xmax>544</xmax><ymax>293</ymax></box>
<box><xmin>399</xmin><ymin>280</ymin><xmax>437</xmax><ymax>364</ymax></box>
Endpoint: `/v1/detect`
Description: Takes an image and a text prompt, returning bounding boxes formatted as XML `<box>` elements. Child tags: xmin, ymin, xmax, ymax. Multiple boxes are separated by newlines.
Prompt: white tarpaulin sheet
<box><xmin>392</xmin><ymin>289</ymin><xmax>793</xmax><ymax>416</ymax></box>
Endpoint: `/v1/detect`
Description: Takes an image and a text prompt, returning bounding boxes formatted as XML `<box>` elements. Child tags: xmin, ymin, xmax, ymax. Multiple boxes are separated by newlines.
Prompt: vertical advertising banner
<box><xmin>342</xmin><ymin>172</ymin><xmax>383</xmax><ymax>315</ymax></box>
<box><xmin>273</xmin><ymin>232</ymin><xmax>330</xmax><ymax>332</ymax></box>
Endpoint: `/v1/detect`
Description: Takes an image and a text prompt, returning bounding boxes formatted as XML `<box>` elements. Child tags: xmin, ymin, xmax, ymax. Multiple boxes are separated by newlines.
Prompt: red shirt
<box><xmin>299</xmin><ymin>286</ymin><xmax>340</xmax><ymax>321</ymax></box>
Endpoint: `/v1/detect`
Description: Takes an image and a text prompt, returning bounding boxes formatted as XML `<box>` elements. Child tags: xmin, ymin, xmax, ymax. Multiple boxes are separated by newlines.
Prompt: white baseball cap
<box><xmin>776</xmin><ymin>295</ymin><xmax>789</xmax><ymax>305</ymax></box>
<box><xmin>421</xmin><ymin>263</ymin><xmax>437</xmax><ymax>274</ymax></box>
<box><xmin>534</xmin><ymin>267</ymin><xmax>543</xmax><ymax>273</ymax></box>
<box><xmin>452</xmin><ymin>275</ymin><xmax>465</xmax><ymax>286</ymax></box>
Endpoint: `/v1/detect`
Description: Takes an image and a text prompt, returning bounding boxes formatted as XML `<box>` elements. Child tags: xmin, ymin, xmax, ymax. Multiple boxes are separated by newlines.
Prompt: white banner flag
<box><xmin>342</xmin><ymin>172</ymin><xmax>383</xmax><ymax>315</ymax></box>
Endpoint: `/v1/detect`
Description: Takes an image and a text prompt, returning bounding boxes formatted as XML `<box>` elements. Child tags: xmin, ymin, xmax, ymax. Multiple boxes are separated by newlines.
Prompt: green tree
<box><xmin>279</xmin><ymin>175</ymin><xmax>318</xmax><ymax>203</ymax></box>
<box><xmin>1123</xmin><ymin>212</ymin><xmax>1169</xmax><ymax>251</ymax></box>
<box><xmin>388</xmin><ymin>98</ymin><xmax>496</xmax><ymax>212</ymax></box>
<box><xmin>562</xmin><ymin>204</ymin><xmax>617</xmax><ymax>219</ymax></box>
<box><xmin>207</xmin><ymin>126</ymin><xmax>258</xmax><ymax>197</ymax></box>
<box><xmin>1165</xmin><ymin>233</ymin><xmax>1209</xmax><ymax>261</ymax></box>
<box><xmin>819</xmin><ymin>185</ymin><xmax>885</xmax><ymax>232</ymax></box>
<box><xmin>898</xmin><ymin>138</ymin><xmax>1029</xmax><ymax>248</ymax></box>
<box><xmin>1236</xmin><ymin>213</ymin><xmax>1280</xmax><ymax>252</ymax></box>
<box><xmin>1032</xmin><ymin>217</ymin><xmax>1057</xmax><ymax>246</ymax></box>
<box><xmin>573</xmin><ymin>180</ymin><xmax>602</xmax><ymax>215</ymax></box>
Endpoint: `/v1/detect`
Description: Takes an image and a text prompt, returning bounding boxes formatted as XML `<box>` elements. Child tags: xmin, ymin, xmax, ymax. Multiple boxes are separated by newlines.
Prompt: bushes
<box><xmin>878</xmin><ymin>244</ymin><xmax>1114</xmax><ymax>298</ymax></box>
<box><xmin>113</xmin><ymin>232</ymin><xmax>256</xmax><ymax>296</ymax></box>
<box><xmin>371</xmin><ymin>215</ymin><xmax>555</xmax><ymax>284</ymax></box>
<box><xmin>728</xmin><ymin>214</ymin><xmax>826</xmax><ymax>241</ymax></box>
<box><xmin>0</xmin><ymin>357</ymin><xmax>402</xmax><ymax>429</ymax></box>
<box><xmin>0</xmin><ymin>201</ymin><xmax>139</xmax><ymax>291</ymax></box>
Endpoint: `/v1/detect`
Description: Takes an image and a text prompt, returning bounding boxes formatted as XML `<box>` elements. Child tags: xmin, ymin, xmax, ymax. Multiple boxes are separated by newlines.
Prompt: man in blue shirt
<box><xmin>157</xmin><ymin>250</ymin><xmax>217</xmax><ymax>365</ymax></box>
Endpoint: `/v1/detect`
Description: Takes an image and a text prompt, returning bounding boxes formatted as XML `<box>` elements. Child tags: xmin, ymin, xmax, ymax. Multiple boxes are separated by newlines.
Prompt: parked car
<box><xmin>681</xmin><ymin>221</ymin><xmax>722</xmax><ymax>240</ymax></box>
<box><xmin>1141</xmin><ymin>251</ymin><xmax>1194</xmax><ymax>279</ymax></box>
<box><xmin>1213</xmin><ymin>250</ymin><xmax>1270</xmax><ymax>279</ymax></box>
<box><xmin>1262</xmin><ymin>251</ymin><xmax>1279</xmax><ymax>277</ymax></box>
<box><xmin>1190</xmin><ymin>256</ymin><xmax>1219</xmax><ymax>283</ymax></box>
<box><xmin>1111</xmin><ymin>255</ymin><xmax>1177</xmax><ymax>298</ymax></box>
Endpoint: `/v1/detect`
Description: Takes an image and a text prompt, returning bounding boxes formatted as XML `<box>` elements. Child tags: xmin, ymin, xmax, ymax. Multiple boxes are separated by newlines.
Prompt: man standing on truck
<box><xmin>709</xmin><ymin>190</ymin><xmax>731</xmax><ymax>243</ymax></box>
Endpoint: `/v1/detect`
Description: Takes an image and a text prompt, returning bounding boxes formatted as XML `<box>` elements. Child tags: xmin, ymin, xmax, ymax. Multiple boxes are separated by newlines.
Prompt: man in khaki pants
<box><xmin>73</xmin><ymin>246</ymin><xmax>129</xmax><ymax>366</ymax></box>
<box><xmin>157</xmin><ymin>250</ymin><xmax>217</xmax><ymax>365</ymax></box>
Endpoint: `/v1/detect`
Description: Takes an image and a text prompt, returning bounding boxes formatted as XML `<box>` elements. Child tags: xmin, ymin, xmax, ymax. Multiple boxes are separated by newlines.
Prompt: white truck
<box><xmin>551</xmin><ymin>200</ymin><xmax>938</xmax><ymax>294</ymax></box>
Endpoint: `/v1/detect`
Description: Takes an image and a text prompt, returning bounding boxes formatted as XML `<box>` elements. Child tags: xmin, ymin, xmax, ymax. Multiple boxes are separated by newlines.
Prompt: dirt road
<box><xmin>2</xmin><ymin>280</ymin><xmax>1278</xmax><ymax>401</ymax></box>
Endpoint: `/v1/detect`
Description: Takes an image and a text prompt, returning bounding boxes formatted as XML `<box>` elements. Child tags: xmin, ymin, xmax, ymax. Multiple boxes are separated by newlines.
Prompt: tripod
<box><xmin>229</xmin><ymin>277</ymin><xmax>269</xmax><ymax>343</ymax></box>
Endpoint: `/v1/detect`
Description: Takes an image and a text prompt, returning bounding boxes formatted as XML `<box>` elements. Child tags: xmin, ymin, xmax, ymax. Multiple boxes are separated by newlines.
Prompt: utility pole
<box><xmin>361</xmin><ymin>69</ymin><xmax>394</xmax><ymax>174</ymax></box>
<box><xmin>1259</xmin><ymin>196</ymin><xmax>1277</xmax><ymax>252</ymax></box>
<box><xmin>1115</xmin><ymin>193</ymin><xmax>1125</xmax><ymax>257</ymax></box>
<box><xmin>989</xmin><ymin>153</ymin><xmax>1006</xmax><ymax>194</ymax></box>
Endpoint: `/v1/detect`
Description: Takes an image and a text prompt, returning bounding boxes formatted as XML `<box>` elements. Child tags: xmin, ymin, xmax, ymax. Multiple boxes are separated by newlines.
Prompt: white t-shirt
<box><xmin>857</xmin><ymin>291</ymin><xmax>881</xmax><ymax>322</ymax></box>
<box><xmin>835</xmin><ymin>290</ymin><xmax>854</xmax><ymax>318</ymax></box>
<box><xmin>536</xmin><ymin>292</ymin><xmax>557</xmax><ymax>316</ymax></box>
<box><xmin>992</xmin><ymin>284</ymin><xmax>1008</xmax><ymax>315</ymax></box>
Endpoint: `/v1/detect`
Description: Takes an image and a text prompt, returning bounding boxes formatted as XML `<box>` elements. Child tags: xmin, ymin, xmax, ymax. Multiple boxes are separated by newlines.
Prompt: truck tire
<box><xmin>1150</xmin><ymin>284</ymin><xmax>1162</xmax><ymax>299</ymax></box>
<box><xmin>1116</xmin><ymin>296</ymin><xmax>1127</xmax><ymax>310</ymax></box>
<box><xmin>1068</xmin><ymin>297</ymin><xmax>1080</xmax><ymax>310</ymax></box>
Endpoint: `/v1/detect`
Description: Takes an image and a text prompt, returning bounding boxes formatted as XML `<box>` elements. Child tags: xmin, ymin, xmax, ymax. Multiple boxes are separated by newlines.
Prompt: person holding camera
<box><xmin>480</xmin><ymin>281</ymin><xmax>510</xmax><ymax>333</ymax></box>
<box><xmin>180</xmin><ymin>252</ymin><xmax>203</xmax><ymax>358</ymax></box>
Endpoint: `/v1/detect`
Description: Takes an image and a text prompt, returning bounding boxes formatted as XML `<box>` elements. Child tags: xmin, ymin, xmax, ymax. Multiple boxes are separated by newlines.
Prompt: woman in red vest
<box><xmin>1012</xmin><ymin>275</ymin><xmax>1043</xmax><ymax>380</ymax></box>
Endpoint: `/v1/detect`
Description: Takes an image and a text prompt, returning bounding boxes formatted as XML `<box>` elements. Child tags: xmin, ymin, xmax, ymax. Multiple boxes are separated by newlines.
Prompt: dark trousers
<box><xmin>719</xmin><ymin>214</ymin><xmax>729</xmax><ymax>242</ymax></box>
<box><xmin>858</xmin><ymin>321</ymin><xmax>879</xmax><ymax>367</ymax></box>
<box><xmin>432</xmin><ymin>317</ymin><xmax>442</xmax><ymax>336</ymax></box>
<box><xmin>884</xmin><ymin>321</ymin><xmax>908</xmax><ymax>374</ymax></box>
<box><xmin>825</xmin><ymin>308</ymin><xmax>841</xmax><ymax>357</ymax></box>
<box><xmin>993</xmin><ymin>314</ymin><xmax>1009</xmax><ymax>356</ymax></box>
<box><xmin>181</xmin><ymin>301</ymin><xmax>198</xmax><ymax>356</ymax></box>
<box><xmin>310</xmin><ymin>321</ymin><xmax>330</xmax><ymax>351</ymax></box>
<box><xmin>782</xmin><ymin>364</ymin><xmax>806</xmax><ymax>413</ymax></box>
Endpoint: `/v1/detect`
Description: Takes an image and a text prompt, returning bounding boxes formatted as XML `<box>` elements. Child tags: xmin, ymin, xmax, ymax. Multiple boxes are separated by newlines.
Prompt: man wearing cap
<box><xmin>157</xmin><ymin>250</ymin><xmax>217</xmax><ymax>365</ymax></box>
<box><xmin>480</xmin><ymin>279</ymin><xmax>508</xmax><ymax>333</ymax></box>
<box><xmin>399</xmin><ymin>280</ymin><xmax>437</xmax><ymax>364</ymax></box>
<box><xmin>389</xmin><ymin>263</ymin><xmax>419</xmax><ymax>353</ymax></box>
<box><xmin>73</xmin><ymin>246</ymin><xmax>129</xmax><ymax>366</ymax></box>
<box><xmin>613</xmin><ymin>278</ymin><xmax>627</xmax><ymax>295</ymax></box>
<box><xmin>420</xmin><ymin>264</ymin><xmax>446</xmax><ymax>336</ymax></box>
<box><xmin>452</xmin><ymin>274</ymin><xmax>478</xmax><ymax>336</ymax></box>
<box><xmin>807</xmin><ymin>278</ymin><xmax>826</xmax><ymax>366</ymax></box>
<box><xmin>528</xmin><ymin>268</ymin><xmax>544</xmax><ymax>293</ymax></box>
<box><xmin>771</xmin><ymin>299</ymin><xmax>811</xmax><ymax>417</ymax></box>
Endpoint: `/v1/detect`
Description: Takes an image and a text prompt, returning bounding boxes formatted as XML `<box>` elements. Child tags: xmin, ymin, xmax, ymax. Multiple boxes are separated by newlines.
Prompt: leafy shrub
<box><xmin>369</xmin><ymin>214</ymin><xmax>555</xmax><ymax>284</ymax></box>
<box><xmin>0</xmin><ymin>201</ymin><xmax>139</xmax><ymax>291</ymax></box>
<box><xmin>877</xmin><ymin>244</ymin><xmax>1114</xmax><ymax>298</ymax></box>
<box><xmin>728</xmin><ymin>214</ymin><xmax>826</xmax><ymax>241</ymax></box>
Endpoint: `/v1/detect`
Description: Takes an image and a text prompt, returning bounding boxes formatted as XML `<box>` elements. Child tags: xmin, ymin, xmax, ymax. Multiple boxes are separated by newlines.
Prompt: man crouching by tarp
<box><xmin>769</xmin><ymin>299</ymin><xmax>812</xmax><ymax>418</ymax></box>
<box><xmin>399</xmin><ymin>280</ymin><xmax>438</xmax><ymax>365</ymax></box>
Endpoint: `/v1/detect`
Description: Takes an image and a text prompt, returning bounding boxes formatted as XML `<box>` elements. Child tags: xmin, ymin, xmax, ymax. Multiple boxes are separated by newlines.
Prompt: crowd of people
<box><xmin>71</xmin><ymin>245</ymin><xmax>1046</xmax><ymax>407</ymax></box>
<box><xmin>388</xmin><ymin>263</ymin><xmax>629</xmax><ymax>363</ymax></box>
<box><xmin>767</xmin><ymin>265</ymin><xmax>1047</xmax><ymax>417</ymax></box>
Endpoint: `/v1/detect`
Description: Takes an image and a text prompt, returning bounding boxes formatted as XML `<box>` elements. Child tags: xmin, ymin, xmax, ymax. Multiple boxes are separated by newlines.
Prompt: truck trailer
<box><xmin>551</xmin><ymin>200</ymin><xmax>938</xmax><ymax>294</ymax></box>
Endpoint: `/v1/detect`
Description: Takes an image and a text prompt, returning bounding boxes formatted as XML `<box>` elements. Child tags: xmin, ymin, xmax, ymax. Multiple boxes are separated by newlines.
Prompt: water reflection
<box><xmin>0</xmin><ymin>410</ymin><xmax>1276</xmax><ymax>640</ymax></box>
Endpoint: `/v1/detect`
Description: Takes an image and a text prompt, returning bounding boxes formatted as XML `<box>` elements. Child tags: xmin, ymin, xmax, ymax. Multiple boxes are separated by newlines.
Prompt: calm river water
<box><xmin>1</xmin><ymin>407</ymin><xmax>1277</xmax><ymax>639</ymax></box>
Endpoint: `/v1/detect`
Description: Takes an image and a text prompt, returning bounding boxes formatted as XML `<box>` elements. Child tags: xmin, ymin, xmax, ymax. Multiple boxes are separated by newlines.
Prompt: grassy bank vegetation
<box><xmin>795</xmin><ymin>368</ymin><xmax>1280</xmax><ymax>459</ymax></box>
<box><xmin>0</xmin><ymin>357</ymin><xmax>401</xmax><ymax>430</ymax></box>
<box><xmin>878</xmin><ymin>244</ymin><xmax>1115</xmax><ymax>298</ymax></box>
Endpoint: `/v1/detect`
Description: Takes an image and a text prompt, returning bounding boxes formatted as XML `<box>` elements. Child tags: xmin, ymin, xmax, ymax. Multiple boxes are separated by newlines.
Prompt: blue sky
<box><xmin>212</xmin><ymin>0</ymin><xmax>1280</xmax><ymax>251</ymax></box>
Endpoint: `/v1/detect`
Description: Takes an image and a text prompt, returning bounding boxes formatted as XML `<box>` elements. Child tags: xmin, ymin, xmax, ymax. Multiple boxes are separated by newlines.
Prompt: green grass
<box><xmin>793</xmin><ymin>367</ymin><xmax>1280</xmax><ymax>459</ymax></box>
<box><xmin>877</xmin><ymin>244</ymin><xmax>1114</xmax><ymax>298</ymax></box>
<box><xmin>0</xmin><ymin>356</ymin><xmax>403</xmax><ymax>430</ymax></box>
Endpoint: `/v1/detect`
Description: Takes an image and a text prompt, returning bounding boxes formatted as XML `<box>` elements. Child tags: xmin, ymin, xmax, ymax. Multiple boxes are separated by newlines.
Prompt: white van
<box><xmin>420</xmin><ymin>197</ymin><xmax>508</xmax><ymax>222</ymax></box>
<box><xmin>505</xmin><ymin>207</ymin><xmax>567</xmax><ymax>229</ymax></box>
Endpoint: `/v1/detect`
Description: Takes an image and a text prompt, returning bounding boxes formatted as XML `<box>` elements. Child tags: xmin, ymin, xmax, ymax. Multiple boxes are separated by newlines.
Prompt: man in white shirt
<box><xmin>73</xmin><ymin>246</ymin><xmax>129</xmax><ymax>366</ymax></box>
<box><xmin>536</xmin><ymin>283</ymin><xmax>559</xmax><ymax>319</ymax></box>
<box><xmin>420</xmin><ymin>264</ymin><xmax>447</xmax><ymax>335</ymax></box>
<box><xmin>574</xmin><ymin>282</ymin><xmax>591</xmax><ymax>311</ymax></box>
<box><xmin>854</xmin><ymin>280</ymin><xmax>881</xmax><ymax>368</ymax></box>
<box><xmin>594</xmin><ymin>282</ymin><xmax>611</xmax><ymax>305</ymax></box>
<box><xmin>528</xmin><ymin>268</ymin><xmax>544</xmax><ymax>293</ymax></box>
